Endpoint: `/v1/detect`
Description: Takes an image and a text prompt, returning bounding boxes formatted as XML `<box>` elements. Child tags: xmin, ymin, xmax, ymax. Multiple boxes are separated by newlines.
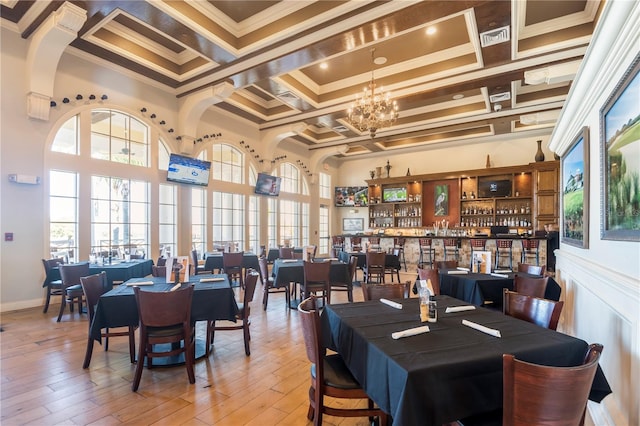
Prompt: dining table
<box><xmin>50</xmin><ymin>259</ymin><xmax>154</xmax><ymax>288</ymax></box>
<box><xmin>271</xmin><ymin>258</ymin><xmax>351</xmax><ymax>308</ymax></box>
<box><xmin>322</xmin><ymin>295</ymin><xmax>611</xmax><ymax>425</ymax></box>
<box><xmin>437</xmin><ymin>268</ymin><xmax>561</xmax><ymax>310</ymax></box>
<box><xmin>202</xmin><ymin>252</ymin><xmax>260</xmax><ymax>273</ymax></box>
<box><xmin>89</xmin><ymin>274</ymin><xmax>238</xmax><ymax>364</ymax></box>
<box><xmin>338</xmin><ymin>251</ymin><xmax>401</xmax><ymax>271</ymax></box>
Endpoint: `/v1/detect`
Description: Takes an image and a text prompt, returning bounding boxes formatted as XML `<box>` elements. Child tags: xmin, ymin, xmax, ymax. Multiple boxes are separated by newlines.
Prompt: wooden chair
<box><xmin>367</xmin><ymin>236</ymin><xmax>381</xmax><ymax>250</ymax></box>
<box><xmin>517</xmin><ymin>262</ymin><xmax>543</xmax><ymax>276</ymax></box>
<box><xmin>207</xmin><ymin>270</ymin><xmax>259</xmax><ymax>356</ymax></box>
<box><xmin>503</xmin><ymin>343</ymin><xmax>603</xmax><ymax>425</ymax></box>
<box><xmin>363</xmin><ymin>250</ymin><xmax>386</xmax><ymax>283</ymax></box>
<box><xmin>223</xmin><ymin>251</ymin><xmax>244</xmax><ymax>288</ymax></box>
<box><xmin>469</xmin><ymin>238</ymin><xmax>487</xmax><ymax>268</ymax></box>
<box><xmin>417</xmin><ymin>267</ymin><xmax>440</xmax><ymax>295</ymax></box>
<box><xmin>330</xmin><ymin>255</ymin><xmax>357</xmax><ymax>302</ymax></box>
<box><xmin>443</xmin><ymin>238</ymin><xmax>459</xmax><ymax>262</ymax></box>
<box><xmin>259</xmin><ymin>257</ymin><xmax>288</xmax><ymax>310</ymax></box>
<box><xmin>190</xmin><ymin>249</ymin><xmax>206</xmax><ymax>275</ymax></box>
<box><xmin>361</xmin><ymin>281</ymin><xmax>409</xmax><ymax>301</ymax></box>
<box><xmin>350</xmin><ymin>236</ymin><xmax>362</xmax><ymax>252</ymax></box>
<box><xmin>297</xmin><ymin>296</ymin><xmax>388</xmax><ymax>426</ymax></box>
<box><xmin>41</xmin><ymin>257</ymin><xmax>64</xmax><ymax>313</ymax></box>
<box><xmin>418</xmin><ymin>238</ymin><xmax>435</xmax><ymax>268</ymax></box>
<box><xmin>434</xmin><ymin>260</ymin><xmax>458</xmax><ymax>270</ymax></box>
<box><xmin>495</xmin><ymin>239</ymin><xmax>514</xmax><ymax>270</ymax></box>
<box><xmin>514</xmin><ymin>275</ymin><xmax>549</xmax><ymax>298</ymax></box>
<box><xmin>151</xmin><ymin>265</ymin><xmax>166</xmax><ymax>277</ymax></box>
<box><xmin>503</xmin><ymin>289</ymin><xmax>564</xmax><ymax>330</ymax></box>
<box><xmin>57</xmin><ymin>262</ymin><xmax>90</xmax><ymax>322</ymax></box>
<box><xmin>80</xmin><ymin>272</ymin><xmax>136</xmax><ymax>368</ymax></box>
<box><xmin>331</xmin><ymin>236</ymin><xmax>344</xmax><ymax>257</ymax></box>
<box><xmin>279</xmin><ymin>247</ymin><xmax>295</xmax><ymax>259</ymax></box>
<box><xmin>301</xmin><ymin>260</ymin><xmax>332</xmax><ymax>306</ymax></box>
<box><xmin>384</xmin><ymin>247</ymin><xmax>402</xmax><ymax>282</ymax></box>
<box><xmin>132</xmin><ymin>284</ymin><xmax>195</xmax><ymax>392</ymax></box>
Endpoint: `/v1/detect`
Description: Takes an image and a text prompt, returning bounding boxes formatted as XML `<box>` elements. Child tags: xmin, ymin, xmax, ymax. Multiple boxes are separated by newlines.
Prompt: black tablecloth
<box><xmin>438</xmin><ymin>269</ymin><xmax>561</xmax><ymax>309</ymax></box>
<box><xmin>338</xmin><ymin>251</ymin><xmax>400</xmax><ymax>270</ymax></box>
<box><xmin>89</xmin><ymin>274</ymin><xmax>238</xmax><ymax>342</ymax></box>
<box><xmin>203</xmin><ymin>252</ymin><xmax>259</xmax><ymax>273</ymax></box>
<box><xmin>322</xmin><ymin>296</ymin><xmax>609</xmax><ymax>425</ymax></box>
<box><xmin>271</xmin><ymin>259</ymin><xmax>350</xmax><ymax>289</ymax></box>
<box><xmin>50</xmin><ymin>259</ymin><xmax>154</xmax><ymax>287</ymax></box>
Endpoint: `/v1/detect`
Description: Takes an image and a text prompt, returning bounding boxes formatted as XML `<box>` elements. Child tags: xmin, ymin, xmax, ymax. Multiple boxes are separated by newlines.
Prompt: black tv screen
<box><xmin>478</xmin><ymin>179</ymin><xmax>512</xmax><ymax>198</ymax></box>
<box><xmin>335</xmin><ymin>186</ymin><xmax>368</xmax><ymax>207</ymax></box>
<box><xmin>167</xmin><ymin>153</ymin><xmax>211</xmax><ymax>186</ymax></box>
<box><xmin>255</xmin><ymin>173</ymin><xmax>281</xmax><ymax>196</ymax></box>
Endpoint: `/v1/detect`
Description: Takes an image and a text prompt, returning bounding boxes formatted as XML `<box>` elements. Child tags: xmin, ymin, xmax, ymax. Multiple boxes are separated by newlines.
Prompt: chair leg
<box><xmin>43</xmin><ymin>288</ymin><xmax>51</xmax><ymax>313</ymax></box>
<box><xmin>205</xmin><ymin>321</ymin><xmax>215</xmax><ymax>356</ymax></box>
<box><xmin>131</xmin><ymin>338</ymin><xmax>146</xmax><ymax>391</ymax></box>
<box><xmin>185</xmin><ymin>337</ymin><xmax>196</xmax><ymax>384</ymax></box>
<box><xmin>262</xmin><ymin>287</ymin><xmax>269</xmax><ymax>311</ymax></box>
<box><xmin>243</xmin><ymin>319</ymin><xmax>251</xmax><ymax>356</ymax></box>
<box><xmin>128</xmin><ymin>327</ymin><xmax>136</xmax><ymax>364</ymax></box>
<box><xmin>82</xmin><ymin>336</ymin><xmax>94</xmax><ymax>369</ymax></box>
<box><xmin>56</xmin><ymin>296</ymin><xmax>67</xmax><ymax>322</ymax></box>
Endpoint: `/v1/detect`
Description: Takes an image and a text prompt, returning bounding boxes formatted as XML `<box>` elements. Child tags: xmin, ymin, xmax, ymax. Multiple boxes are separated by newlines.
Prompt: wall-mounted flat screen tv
<box><xmin>255</xmin><ymin>172</ymin><xmax>281</xmax><ymax>196</ymax></box>
<box><xmin>167</xmin><ymin>153</ymin><xmax>211</xmax><ymax>186</ymax></box>
<box><xmin>335</xmin><ymin>186</ymin><xmax>368</xmax><ymax>207</ymax></box>
<box><xmin>382</xmin><ymin>187</ymin><xmax>407</xmax><ymax>202</ymax></box>
<box><xmin>478</xmin><ymin>179</ymin><xmax>512</xmax><ymax>198</ymax></box>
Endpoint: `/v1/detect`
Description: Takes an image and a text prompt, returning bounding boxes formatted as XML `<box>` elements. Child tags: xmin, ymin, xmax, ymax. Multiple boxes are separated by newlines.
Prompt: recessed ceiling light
<box><xmin>319</xmin><ymin>62</ymin><xmax>328</xmax><ymax>70</ymax></box>
<box><xmin>373</xmin><ymin>56</ymin><xmax>387</xmax><ymax>65</ymax></box>
<box><xmin>426</xmin><ymin>26</ymin><xmax>436</xmax><ymax>35</ymax></box>
<box><xmin>453</xmin><ymin>94</ymin><xmax>464</xmax><ymax>100</ymax></box>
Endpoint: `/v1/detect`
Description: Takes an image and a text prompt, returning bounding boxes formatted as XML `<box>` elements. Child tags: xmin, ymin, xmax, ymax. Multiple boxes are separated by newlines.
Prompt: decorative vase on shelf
<box><xmin>534</xmin><ymin>140</ymin><xmax>545</xmax><ymax>162</ymax></box>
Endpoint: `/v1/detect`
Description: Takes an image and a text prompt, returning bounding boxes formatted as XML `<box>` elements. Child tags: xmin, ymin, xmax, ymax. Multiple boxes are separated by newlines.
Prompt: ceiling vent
<box><xmin>489</xmin><ymin>92</ymin><xmax>511</xmax><ymax>103</ymax></box>
<box><xmin>333</xmin><ymin>126</ymin><xmax>349</xmax><ymax>133</ymax></box>
<box><xmin>480</xmin><ymin>26</ymin><xmax>510</xmax><ymax>48</ymax></box>
<box><xmin>276</xmin><ymin>91</ymin><xmax>300</xmax><ymax>102</ymax></box>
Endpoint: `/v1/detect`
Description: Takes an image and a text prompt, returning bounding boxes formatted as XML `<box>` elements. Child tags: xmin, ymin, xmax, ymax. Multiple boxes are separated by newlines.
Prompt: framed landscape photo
<box><xmin>342</xmin><ymin>218</ymin><xmax>364</xmax><ymax>233</ymax></box>
<box><xmin>600</xmin><ymin>54</ymin><xmax>640</xmax><ymax>241</ymax></box>
<box><xmin>561</xmin><ymin>126</ymin><xmax>590</xmax><ymax>248</ymax></box>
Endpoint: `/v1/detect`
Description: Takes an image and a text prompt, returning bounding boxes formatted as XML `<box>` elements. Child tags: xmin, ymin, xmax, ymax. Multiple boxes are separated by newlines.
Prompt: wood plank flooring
<box><xmin>1</xmin><ymin>270</ymin><xmax>418</xmax><ymax>426</ymax></box>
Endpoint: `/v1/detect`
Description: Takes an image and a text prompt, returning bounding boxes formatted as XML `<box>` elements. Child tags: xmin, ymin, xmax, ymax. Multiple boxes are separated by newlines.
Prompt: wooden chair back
<box><xmin>156</xmin><ymin>257</ymin><xmax>167</xmax><ymax>266</ymax></box>
<box><xmin>503</xmin><ymin>343</ymin><xmax>603</xmax><ymax>425</ymax></box>
<box><xmin>417</xmin><ymin>267</ymin><xmax>440</xmax><ymax>295</ymax></box>
<box><xmin>302</xmin><ymin>260</ymin><xmax>332</xmax><ymax>304</ymax></box>
<box><xmin>361</xmin><ymin>281</ymin><xmax>409</xmax><ymax>301</ymax></box>
<box><xmin>434</xmin><ymin>260</ymin><xmax>458</xmax><ymax>270</ymax></box>
<box><xmin>132</xmin><ymin>284</ymin><xmax>195</xmax><ymax>391</ymax></box>
<box><xmin>514</xmin><ymin>275</ymin><xmax>549</xmax><ymax>298</ymax></box>
<box><xmin>517</xmin><ymin>263</ymin><xmax>543</xmax><ymax>276</ymax></box>
<box><xmin>364</xmin><ymin>250</ymin><xmax>386</xmax><ymax>283</ymax></box>
<box><xmin>503</xmin><ymin>289</ymin><xmax>564</xmax><ymax>330</ymax></box>
<box><xmin>151</xmin><ymin>265</ymin><xmax>166</xmax><ymax>277</ymax></box>
<box><xmin>279</xmin><ymin>247</ymin><xmax>295</xmax><ymax>259</ymax></box>
<box><xmin>223</xmin><ymin>251</ymin><xmax>245</xmax><ymax>287</ymax></box>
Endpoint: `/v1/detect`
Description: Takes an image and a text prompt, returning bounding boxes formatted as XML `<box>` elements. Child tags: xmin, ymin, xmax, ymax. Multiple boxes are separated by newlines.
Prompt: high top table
<box><xmin>322</xmin><ymin>295</ymin><xmax>610</xmax><ymax>425</ymax></box>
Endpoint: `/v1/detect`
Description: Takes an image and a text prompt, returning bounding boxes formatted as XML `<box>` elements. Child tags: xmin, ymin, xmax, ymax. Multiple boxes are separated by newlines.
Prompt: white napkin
<box><xmin>490</xmin><ymin>273</ymin><xmax>509</xmax><ymax>278</ymax></box>
<box><xmin>462</xmin><ymin>319</ymin><xmax>501</xmax><ymax>337</ymax></box>
<box><xmin>125</xmin><ymin>281</ymin><xmax>154</xmax><ymax>286</ymax></box>
<box><xmin>380</xmin><ymin>298</ymin><xmax>403</xmax><ymax>309</ymax></box>
<box><xmin>493</xmin><ymin>269</ymin><xmax>512</xmax><ymax>274</ymax></box>
<box><xmin>200</xmin><ymin>277</ymin><xmax>225</xmax><ymax>282</ymax></box>
<box><xmin>282</xmin><ymin>259</ymin><xmax>298</xmax><ymax>263</ymax></box>
<box><xmin>169</xmin><ymin>283</ymin><xmax>181</xmax><ymax>292</ymax></box>
<box><xmin>327</xmin><ymin>257</ymin><xmax>338</xmax><ymax>261</ymax></box>
<box><xmin>392</xmin><ymin>325</ymin><xmax>430</xmax><ymax>339</ymax></box>
<box><xmin>456</xmin><ymin>267</ymin><xmax>470</xmax><ymax>271</ymax></box>
<box><xmin>448</xmin><ymin>270</ymin><xmax>468</xmax><ymax>275</ymax></box>
<box><xmin>445</xmin><ymin>305</ymin><xmax>476</xmax><ymax>313</ymax></box>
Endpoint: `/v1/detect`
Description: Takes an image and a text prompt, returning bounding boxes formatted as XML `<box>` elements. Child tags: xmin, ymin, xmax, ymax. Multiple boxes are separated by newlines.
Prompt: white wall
<box><xmin>547</xmin><ymin>1</ymin><xmax>640</xmax><ymax>424</ymax></box>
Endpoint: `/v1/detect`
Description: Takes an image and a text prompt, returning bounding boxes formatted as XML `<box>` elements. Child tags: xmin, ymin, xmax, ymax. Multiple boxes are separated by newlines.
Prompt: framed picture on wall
<box><xmin>342</xmin><ymin>218</ymin><xmax>364</xmax><ymax>233</ymax></box>
<box><xmin>600</xmin><ymin>53</ymin><xmax>640</xmax><ymax>241</ymax></box>
<box><xmin>434</xmin><ymin>184</ymin><xmax>449</xmax><ymax>216</ymax></box>
<box><xmin>561</xmin><ymin>126</ymin><xmax>589</xmax><ymax>248</ymax></box>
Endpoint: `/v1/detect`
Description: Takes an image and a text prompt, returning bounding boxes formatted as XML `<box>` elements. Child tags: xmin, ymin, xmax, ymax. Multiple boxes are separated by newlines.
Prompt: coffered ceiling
<box><xmin>1</xmin><ymin>1</ymin><xmax>603</xmax><ymax>159</ymax></box>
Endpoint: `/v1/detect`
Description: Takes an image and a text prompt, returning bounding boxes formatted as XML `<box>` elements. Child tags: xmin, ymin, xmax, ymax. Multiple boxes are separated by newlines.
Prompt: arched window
<box><xmin>212</xmin><ymin>143</ymin><xmax>243</xmax><ymax>183</ymax></box>
<box><xmin>51</xmin><ymin>115</ymin><xmax>79</xmax><ymax>154</ymax></box>
<box><xmin>90</xmin><ymin>109</ymin><xmax>149</xmax><ymax>166</ymax></box>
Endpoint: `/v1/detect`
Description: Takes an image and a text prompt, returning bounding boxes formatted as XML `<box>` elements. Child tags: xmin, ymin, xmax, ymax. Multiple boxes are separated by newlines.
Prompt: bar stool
<box><xmin>350</xmin><ymin>236</ymin><xmax>362</xmax><ymax>252</ymax></box>
<box><xmin>495</xmin><ymin>239</ymin><xmax>514</xmax><ymax>270</ymax></box>
<box><xmin>368</xmin><ymin>236</ymin><xmax>381</xmax><ymax>251</ymax></box>
<box><xmin>392</xmin><ymin>237</ymin><xmax>407</xmax><ymax>271</ymax></box>
<box><xmin>521</xmin><ymin>239</ymin><xmax>540</xmax><ymax>266</ymax></box>
<box><xmin>418</xmin><ymin>238</ymin><xmax>435</xmax><ymax>268</ymax></box>
<box><xmin>469</xmin><ymin>238</ymin><xmax>487</xmax><ymax>269</ymax></box>
<box><xmin>331</xmin><ymin>236</ymin><xmax>344</xmax><ymax>257</ymax></box>
<box><xmin>443</xmin><ymin>238</ymin><xmax>459</xmax><ymax>262</ymax></box>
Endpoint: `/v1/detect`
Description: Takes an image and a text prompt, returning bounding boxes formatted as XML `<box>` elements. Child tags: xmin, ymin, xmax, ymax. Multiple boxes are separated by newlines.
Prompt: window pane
<box><xmin>51</xmin><ymin>116</ymin><xmax>78</xmax><ymax>154</ymax></box>
<box><xmin>50</xmin><ymin>198</ymin><xmax>77</xmax><ymax>222</ymax></box>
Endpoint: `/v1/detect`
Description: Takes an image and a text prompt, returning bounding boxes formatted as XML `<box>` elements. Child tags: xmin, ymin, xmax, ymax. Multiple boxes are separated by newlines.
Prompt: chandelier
<box><xmin>346</xmin><ymin>48</ymin><xmax>399</xmax><ymax>139</ymax></box>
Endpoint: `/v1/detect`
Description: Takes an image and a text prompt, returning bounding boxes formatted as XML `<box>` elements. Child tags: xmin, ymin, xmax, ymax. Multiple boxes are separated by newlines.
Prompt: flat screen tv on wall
<box><xmin>255</xmin><ymin>173</ymin><xmax>281</xmax><ymax>196</ymax></box>
<box><xmin>383</xmin><ymin>187</ymin><xmax>407</xmax><ymax>202</ymax></box>
<box><xmin>478</xmin><ymin>179</ymin><xmax>512</xmax><ymax>198</ymax></box>
<box><xmin>335</xmin><ymin>186</ymin><xmax>368</xmax><ymax>207</ymax></box>
<box><xmin>167</xmin><ymin>153</ymin><xmax>211</xmax><ymax>187</ymax></box>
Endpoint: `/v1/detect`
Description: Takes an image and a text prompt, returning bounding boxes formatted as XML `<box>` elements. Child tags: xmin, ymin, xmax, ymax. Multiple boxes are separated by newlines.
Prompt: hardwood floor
<box><xmin>1</xmin><ymin>270</ymin><xmax>417</xmax><ymax>425</ymax></box>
